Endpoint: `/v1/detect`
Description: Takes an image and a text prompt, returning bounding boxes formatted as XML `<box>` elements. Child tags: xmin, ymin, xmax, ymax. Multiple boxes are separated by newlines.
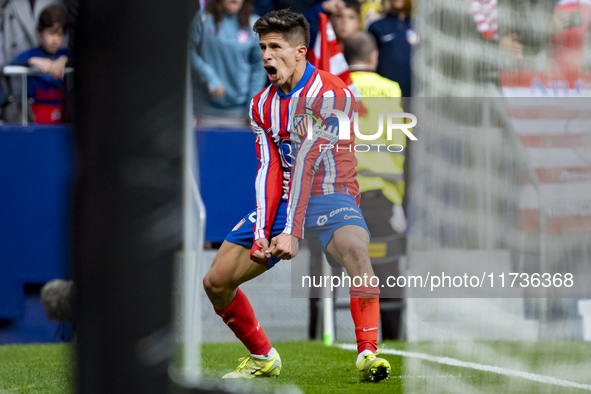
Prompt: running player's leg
<box><xmin>326</xmin><ymin>225</ymin><xmax>389</xmax><ymax>382</ymax></box>
<box><xmin>306</xmin><ymin>192</ymin><xmax>388</xmax><ymax>381</ymax></box>
<box><xmin>325</xmin><ymin>224</ymin><xmax>374</xmax><ymax>279</ymax></box>
<box><xmin>326</xmin><ymin>225</ymin><xmax>380</xmax><ymax>353</ymax></box>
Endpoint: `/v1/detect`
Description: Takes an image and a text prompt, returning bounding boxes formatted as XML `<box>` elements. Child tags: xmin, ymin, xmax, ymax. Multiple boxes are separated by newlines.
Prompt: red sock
<box><xmin>350</xmin><ymin>285</ymin><xmax>380</xmax><ymax>354</ymax></box>
<box><xmin>215</xmin><ymin>288</ymin><xmax>272</xmax><ymax>356</ymax></box>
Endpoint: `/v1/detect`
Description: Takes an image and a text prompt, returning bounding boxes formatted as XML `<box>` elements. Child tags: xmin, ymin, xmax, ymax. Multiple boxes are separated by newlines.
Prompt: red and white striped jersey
<box><xmin>250</xmin><ymin>61</ymin><xmax>360</xmax><ymax>241</ymax></box>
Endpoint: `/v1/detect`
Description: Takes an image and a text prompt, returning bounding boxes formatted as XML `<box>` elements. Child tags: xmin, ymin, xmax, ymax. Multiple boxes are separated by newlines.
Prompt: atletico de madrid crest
<box><xmin>291</xmin><ymin>114</ymin><xmax>308</xmax><ymax>137</ymax></box>
<box><xmin>291</xmin><ymin>106</ymin><xmax>329</xmax><ymax>138</ymax></box>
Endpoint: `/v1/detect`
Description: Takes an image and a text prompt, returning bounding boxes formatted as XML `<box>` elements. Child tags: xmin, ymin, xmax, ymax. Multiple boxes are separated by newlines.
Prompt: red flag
<box><xmin>307</xmin><ymin>13</ymin><xmax>366</xmax><ymax>114</ymax></box>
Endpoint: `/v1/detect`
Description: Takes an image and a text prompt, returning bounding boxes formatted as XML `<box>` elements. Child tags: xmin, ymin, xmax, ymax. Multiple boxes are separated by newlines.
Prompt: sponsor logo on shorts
<box><xmin>232</xmin><ymin>219</ymin><xmax>246</xmax><ymax>231</ymax></box>
<box><xmin>317</xmin><ymin>215</ymin><xmax>328</xmax><ymax>226</ymax></box>
<box><xmin>329</xmin><ymin>207</ymin><xmax>360</xmax><ymax>218</ymax></box>
<box><xmin>344</xmin><ymin>215</ymin><xmax>362</xmax><ymax>220</ymax></box>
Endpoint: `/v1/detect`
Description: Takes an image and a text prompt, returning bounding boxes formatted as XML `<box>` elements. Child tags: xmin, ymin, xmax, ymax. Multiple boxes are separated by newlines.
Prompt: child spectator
<box><xmin>2</xmin><ymin>0</ymin><xmax>65</xmax><ymax>66</ymax></box>
<box><xmin>11</xmin><ymin>4</ymin><xmax>69</xmax><ymax>124</ymax></box>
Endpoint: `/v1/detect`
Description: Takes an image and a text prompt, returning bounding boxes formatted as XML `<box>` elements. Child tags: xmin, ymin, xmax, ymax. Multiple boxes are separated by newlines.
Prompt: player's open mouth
<box><xmin>265</xmin><ymin>66</ymin><xmax>278</xmax><ymax>82</ymax></box>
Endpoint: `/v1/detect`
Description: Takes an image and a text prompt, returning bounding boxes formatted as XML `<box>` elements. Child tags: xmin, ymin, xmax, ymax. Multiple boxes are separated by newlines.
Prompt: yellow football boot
<box><xmin>222</xmin><ymin>351</ymin><xmax>281</xmax><ymax>379</ymax></box>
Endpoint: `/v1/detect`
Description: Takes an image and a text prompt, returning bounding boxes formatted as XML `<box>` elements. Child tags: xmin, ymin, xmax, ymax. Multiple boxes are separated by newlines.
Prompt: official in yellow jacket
<box><xmin>344</xmin><ymin>31</ymin><xmax>409</xmax><ymax>340</ymax></box>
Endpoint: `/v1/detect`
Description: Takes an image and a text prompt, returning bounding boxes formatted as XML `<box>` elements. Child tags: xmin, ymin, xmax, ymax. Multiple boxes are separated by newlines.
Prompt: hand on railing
<box><xmin>27</xmin><ymin>56</ymin><xmax>69</xmax><ymax>80</ymax></box>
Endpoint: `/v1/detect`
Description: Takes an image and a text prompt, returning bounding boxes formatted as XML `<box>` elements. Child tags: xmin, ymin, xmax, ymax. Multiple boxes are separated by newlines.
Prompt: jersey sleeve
<box><xmin>12</xmin><ymin>49</ymin><xmax>33</xmax><ymax>66</ymax></box>
<box><xmin>284</xmin><ymin>88</ymin><xmax>356</xmax><ymax>238</ymax></box>
<box><xmin>251</xmin><ymin>98</ymin><xmax>283</xmax><ymax>249</ymax></box>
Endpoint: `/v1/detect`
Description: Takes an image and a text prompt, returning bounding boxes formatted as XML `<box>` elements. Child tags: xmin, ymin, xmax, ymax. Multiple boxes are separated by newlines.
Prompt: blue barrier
<box><xmin>0</xmin><ymin>125</ymin><xmax>256</xmax><ymax>321</ymax></box>
<box><xmin>196</xmin><ymin>128</ymin><xmax>258</xmax><ymax>243</ymax></box>
<box><xmin>0</xmin><ymin>125</ymin><xmax>73</xmax><ymax>318</ymax></box>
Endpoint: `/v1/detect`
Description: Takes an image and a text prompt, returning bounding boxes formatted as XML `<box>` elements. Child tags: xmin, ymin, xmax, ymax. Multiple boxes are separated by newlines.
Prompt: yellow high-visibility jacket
<box><xmin>351</xmin><ymin>71</ymin><xmax>406</xmax><ymax>205</ymax></box>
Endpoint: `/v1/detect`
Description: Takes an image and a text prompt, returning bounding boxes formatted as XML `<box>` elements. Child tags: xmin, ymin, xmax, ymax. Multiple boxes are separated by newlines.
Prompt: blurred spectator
<box><xmin>191</xmin><ymin>0</ymin><xmax>267</xmax><ymax>128</ymax></box>
<box><xmin>344</xmin><ymin>31</ymin><xmax>407</xmax><ymax>339</ymax></box>
<box><xmin>497</xmin><ymin>0</ymin><xmax>555</xmax><ymax>67</ymax></box>
<box><xmin>548</xmin><ymin>1</ymin><xmax>591</xmax><ymax>76</ymax></box>
<box><xmin>11</xmin><ymin>3</ymin><xmax>69</xmax><ymax>124</ymax></box>
<box><xmin>368</xmin><ymin>0</ymin><xmax>417</xmax><ymax>97</ymax></box>
<box><xmin>1</xmin><ymin>0</ymin><xmax>64</xmax><ymax>64</ymax></box>
<box><xmin>330</xmin><ymin>0</ymin><xmax>361</xmax><ymax>50</ymax></box>
<box><xmin>497</xmin><ymin>0</ymin><xmax>591</xmax><ymax>77</ymax></box>
<box><xmin>1</xmin><ymin>0</ymin><xmax>65</xmax><ymax>114</ymax></box>
<box><xmin>302</xmin><ymin>0</ymin><xmax>345</xmax><ymax>51</ymax></box>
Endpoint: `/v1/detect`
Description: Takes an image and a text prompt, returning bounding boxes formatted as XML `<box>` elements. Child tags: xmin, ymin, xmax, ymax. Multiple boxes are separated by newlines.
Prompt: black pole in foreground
<box><xmin>73</xmin><ymin>1</ymin><xmax>191</xmax><ymax>392</ymax></box>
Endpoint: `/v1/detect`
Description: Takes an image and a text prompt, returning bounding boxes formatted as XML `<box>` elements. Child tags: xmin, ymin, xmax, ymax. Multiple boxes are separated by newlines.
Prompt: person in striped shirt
<box><xmin>202</xmin><ymin>9</ymin><xmax>390</xmax><ymax>382</ymax></box>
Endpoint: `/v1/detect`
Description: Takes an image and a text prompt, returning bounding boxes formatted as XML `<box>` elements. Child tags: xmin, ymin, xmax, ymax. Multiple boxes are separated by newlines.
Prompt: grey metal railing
<box><xmin>2</xmin><ymin>65</ymin><xmax>73</xmax><ymax>125</ymax></box>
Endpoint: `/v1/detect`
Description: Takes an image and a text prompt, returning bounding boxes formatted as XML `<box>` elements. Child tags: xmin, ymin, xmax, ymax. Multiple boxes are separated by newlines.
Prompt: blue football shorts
<box><xmin>225</xmin><ymin>193</ymin><xmax>370</xmax><ymax>269</ymax></box>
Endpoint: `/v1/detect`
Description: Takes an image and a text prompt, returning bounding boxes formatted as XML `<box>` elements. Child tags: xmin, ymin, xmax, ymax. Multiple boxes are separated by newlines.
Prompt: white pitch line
<box><xmin>337</xmin><ymin>344</ymin><xmax>591</xmax><ymax>391</ymax></box>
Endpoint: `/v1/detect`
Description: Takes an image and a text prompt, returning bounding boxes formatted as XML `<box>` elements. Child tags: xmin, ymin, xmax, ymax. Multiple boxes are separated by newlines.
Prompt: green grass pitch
<box><xmin>2</xmin><ymin>341</ymin><xmax>591</xmax><ymax>393</ymax></box>
<box><xmin>0</xmin><ymin>344</ymin><xmax>73</xmax><ymax>394</ymax></box>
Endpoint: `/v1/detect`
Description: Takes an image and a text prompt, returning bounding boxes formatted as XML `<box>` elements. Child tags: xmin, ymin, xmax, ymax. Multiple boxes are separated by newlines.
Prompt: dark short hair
<box><xmin>37</xmin><ymin>4</ymin><xmax>67</xmax><ymax>33</ymax></box>
<box><xmin>343</xmin><ymin>0</ymin><xmax>361</xmax><ymax>15</ymax></box>
<box><xmin>343</xmin><ymin>31</ymin><xmax>377</xmax><ymax>64</ymax></box>
<box><xmin>40</xmin><ymin>279</ymin><xmax>75</xmax><ymax>322</ymax></box>
<box><xmin>253</xmin><ymin>9</ymin><xmax>311</xmax><ymax>48</ymax></box>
